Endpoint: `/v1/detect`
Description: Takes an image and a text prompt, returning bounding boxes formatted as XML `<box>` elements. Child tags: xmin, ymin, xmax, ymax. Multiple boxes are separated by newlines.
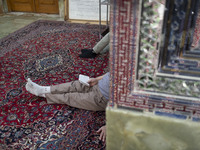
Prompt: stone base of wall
<box><xmin>106</xmin><ymin>107</ymin><xmax>200</xmax><ymax>150</ymax></box>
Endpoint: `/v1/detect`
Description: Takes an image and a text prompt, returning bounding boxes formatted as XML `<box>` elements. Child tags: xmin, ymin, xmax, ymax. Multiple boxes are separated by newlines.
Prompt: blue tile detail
<box><xmin>192</xmin><ymin>117</ymin><xmax>200</xmax><ymax>122</ymax></box>
<box><xmin>155</xmin><ymin>111</ymin><xmax>187</xmax><ymax>120</ymax></box>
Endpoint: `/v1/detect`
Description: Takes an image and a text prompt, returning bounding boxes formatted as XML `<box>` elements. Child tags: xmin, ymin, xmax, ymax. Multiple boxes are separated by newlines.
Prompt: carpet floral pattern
<box><xmin>0</xmin><ymin>20</ymin><xmax>109</xmax><ymax>149</ymax></box>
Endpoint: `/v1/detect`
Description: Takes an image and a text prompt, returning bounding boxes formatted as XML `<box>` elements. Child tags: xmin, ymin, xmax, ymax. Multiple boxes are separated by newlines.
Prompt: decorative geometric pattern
<box><xmin>109</xmin><ymin>0</ymin><xmax>200</xmax><ymax>121</ymax></box>
<box><xmin>0</xmin><ymin>20</ymin><xmax>108</xmax><ymax>149</ymax></box>
<box><xmin>109</xmin><ymin>0</ymin><xmax>139</xmax><ymax>106</ymax></box>
<box><xmin>136</xmin><ymin>0</ymin><xmax>200</xmax><ymax>99</ymax></box>
<box><xmin>136</xmin><ymin>0</ymin><xmax>200</xmax><ymax>98</ymax></box>
<box><xmin>157</xmin><ymin>0</ymin><xmax>200</xmax><ymax>77</ymax></box>
<box><xmin>24</xmin><ymin>49</ymin><xmax>73</xmax><ymax>79</ymax></box>
<box><xmin>192</xmin><ymin>6</ymin><xmax>200</xmax><ymax>49</ymax></box>
<box><xmin>36</xmin><ymin>55</ymin><xmax>63</xmax><ymax>72</ymax></box>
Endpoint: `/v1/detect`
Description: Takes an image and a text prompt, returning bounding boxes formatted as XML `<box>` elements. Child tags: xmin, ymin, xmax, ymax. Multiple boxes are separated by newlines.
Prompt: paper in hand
<box><xmin>79</xmin><ymin>74</ymin><xmax>90</xmax><ymax>86</ymax></box>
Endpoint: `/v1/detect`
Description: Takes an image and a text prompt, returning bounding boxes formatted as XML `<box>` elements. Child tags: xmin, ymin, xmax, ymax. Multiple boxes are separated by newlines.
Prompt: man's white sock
<box><xmin>26</xmin><ymin>78</ymin><xmax>51</xmax><ymax>97</ymax></box>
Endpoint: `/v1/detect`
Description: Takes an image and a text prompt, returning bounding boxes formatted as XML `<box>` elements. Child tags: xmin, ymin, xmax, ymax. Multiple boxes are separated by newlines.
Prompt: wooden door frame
<box><xmin>35</xmin><ymin>0</ymin><xmax>59</xmax><ymax>14</ymax></box>
<box><xmin>6</xmin><ymin>0</ymin><xmax>60</xmax><ymax>14</ymax></box>
<box><xmin>6</xmin><ymin>0</ymin><xmax>12</xmax><ymax>12</ymax></box>
<box><xmin>6</xmin><ymin>0</ymin><xmax>36</xmax><ymax>12</ymax></box>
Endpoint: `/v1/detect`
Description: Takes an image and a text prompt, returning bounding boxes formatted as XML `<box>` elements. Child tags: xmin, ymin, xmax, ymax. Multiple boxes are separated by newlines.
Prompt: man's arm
<box><xmin>95</xmin><ymin>74</ymin><xmax>105</xmax><ymax>81</ymax></box>
<box><xmin>87</xmin><ymin>73</ymin><xmax>106</xmax><ymax>86</ymax></box>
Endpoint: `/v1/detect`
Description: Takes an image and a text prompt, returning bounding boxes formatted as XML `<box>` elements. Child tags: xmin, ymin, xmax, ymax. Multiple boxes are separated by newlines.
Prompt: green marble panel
<box><xmin>106</xmin><ymin>108</ymin><xmax>200</xmax><ymax>150</ymax></box>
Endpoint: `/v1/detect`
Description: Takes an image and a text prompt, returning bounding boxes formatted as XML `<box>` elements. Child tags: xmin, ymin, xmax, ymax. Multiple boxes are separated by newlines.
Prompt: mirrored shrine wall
<box><xmin>109</xmin><ymin>0</ymin><xmax>200</xmax><ymax>121</ymax></box>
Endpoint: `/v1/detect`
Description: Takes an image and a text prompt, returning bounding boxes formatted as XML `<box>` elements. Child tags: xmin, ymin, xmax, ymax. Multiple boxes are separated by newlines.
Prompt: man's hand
<box><xmin>97</xmin><ymin>125</ymin><xmax>106</xmax><ymax>142</ymax></box>
<box><xmin>87</xmin><ymin>74</ymin><xmax>105</xmax><ymax>86</ymax></box>
<box><xmin>87</xmin><ymin>78</ymin><xmax>99</xmax><ymax>86</ymax></box>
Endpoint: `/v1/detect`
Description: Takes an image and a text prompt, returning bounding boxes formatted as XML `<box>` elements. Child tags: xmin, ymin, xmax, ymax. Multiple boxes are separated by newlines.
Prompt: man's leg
<box><xmin>79</xmin><ymin>32</ymin><xmax>110</xmax><ymax>58</ymax></box>
<box><xmin>100</xmin><ymin>44</ymin><xmax>109</xmax><ymax>54</ymax></box>
<box><xmin>26</xmin><ymin>79</ymin><xmax>91</xmax><ymax>96</ymax></box>
<box><xmin>93</xmin><ymin>32</ymin><xmax>110</xmax><ymax>54</ymax></box>
<box><xmin>46</xmin><ymin>85</ymin><xmax>108</xmax><ymax>111</ymax></box>
<box><xmin>50</xmin><ymin>80</ymin><xmax>91</xmax><ymax>94</ymax></box>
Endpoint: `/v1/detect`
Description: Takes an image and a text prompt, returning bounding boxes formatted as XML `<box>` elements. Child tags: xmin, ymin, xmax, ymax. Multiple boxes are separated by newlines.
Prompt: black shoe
<box><xmin>79</xmin><ymin>50</ymin><xmax>97</xmax><ymax>58</ymax></box>
<box><xmin>81</xmin><ymin>49</ymin><xmax>93</xmax><ymax>53</ymax></box>
<box><xmin>101</xmin><ymin>27</ymin><xmax>109</xmax><ymax>37</ymax></box>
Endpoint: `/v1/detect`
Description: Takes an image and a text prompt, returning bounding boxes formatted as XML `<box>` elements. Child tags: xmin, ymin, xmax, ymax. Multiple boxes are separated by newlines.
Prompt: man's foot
<box><xmin>25</xmin><ymin>78</ymin><xmax>50</xmax><ymax>97</ymax></box>
<box><xmin>79</xmin><ymin>49</ymin><xmax>97</xmax><ymax>58</ymax></box>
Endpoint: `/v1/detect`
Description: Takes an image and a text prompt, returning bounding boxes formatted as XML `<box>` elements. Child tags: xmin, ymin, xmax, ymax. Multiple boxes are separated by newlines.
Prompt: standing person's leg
<box><xmin>46</xmin><ymin>84</ymin><xmax>108</xmax><ymax>111</ymax></box>
<box><xmin>100</xmin><ymin>44</ymin><xmax>109</xmax><ymax>54</ymax></box>
<box><xmin>79</xmin><ymin>32</ymin><xmax>110</xmax><ymax>58</ymax></box>
<box><xmin>93</xmin><ymin>32</ymin><xmax>110</xmax><ymax>54</ymax></box>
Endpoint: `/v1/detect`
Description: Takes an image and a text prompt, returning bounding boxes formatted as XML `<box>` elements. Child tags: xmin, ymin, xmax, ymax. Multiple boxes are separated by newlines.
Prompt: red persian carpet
<box><xmin>0</xmin><ymin>20</ymin><xmax>109</xmax><ymax>150</ymax></box>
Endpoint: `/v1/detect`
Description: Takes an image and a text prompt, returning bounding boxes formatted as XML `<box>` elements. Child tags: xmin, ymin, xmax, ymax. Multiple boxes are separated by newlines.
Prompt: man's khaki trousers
<box><xmin>45</xmin><ymin>81</ymin><xmax>108</xmax><ymax>111</ymax></box>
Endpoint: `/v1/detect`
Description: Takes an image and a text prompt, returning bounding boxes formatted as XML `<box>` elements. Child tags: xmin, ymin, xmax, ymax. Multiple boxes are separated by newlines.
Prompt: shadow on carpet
<box><xmin>0</xmin><ymin>20</ymin><xmax>109</xmax><ymax>150</ymax></box>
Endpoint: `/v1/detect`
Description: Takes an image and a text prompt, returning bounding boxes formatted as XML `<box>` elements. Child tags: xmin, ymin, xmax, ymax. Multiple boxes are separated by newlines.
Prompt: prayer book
<box><xmin>79</xmin><ymin>74</ymin><xmax>90</xmax><ymax>86</ymax></box>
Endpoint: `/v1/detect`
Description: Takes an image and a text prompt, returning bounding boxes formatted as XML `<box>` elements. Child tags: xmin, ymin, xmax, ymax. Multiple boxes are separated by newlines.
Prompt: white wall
<box><xmin>69</xmin><ymin>0</ymin><xmax>110</xmax><ymax>21</ymax></box>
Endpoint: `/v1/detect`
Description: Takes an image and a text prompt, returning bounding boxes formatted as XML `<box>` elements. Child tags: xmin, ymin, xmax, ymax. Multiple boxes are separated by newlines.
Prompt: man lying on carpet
<box><xmin>25</xmin><ymin>72</ymin><xmax>110</xmax><ymax>142</ymax></box>
<box><xmin>79</xmin><ymin>32</ymin><xmax>110</xmax><ymax>58</ymax></box>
